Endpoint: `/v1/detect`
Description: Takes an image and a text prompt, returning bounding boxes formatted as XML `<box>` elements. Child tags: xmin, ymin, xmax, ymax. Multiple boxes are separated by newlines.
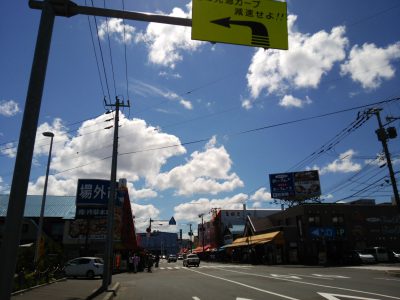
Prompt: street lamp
<box><xmin>34</xmin><ymin>131</ymin><xmax>54</xmax><ymax>266</ymax></box>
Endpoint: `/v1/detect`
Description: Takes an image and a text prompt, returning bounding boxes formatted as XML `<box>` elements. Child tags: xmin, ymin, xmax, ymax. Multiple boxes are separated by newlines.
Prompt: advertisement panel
<box><xmin>269</xmin><ymin>170</ymin><xmax>321</xmax><ymax>200</ymax></box>
<box><xmin>293</xmin><ymin>170</ymin><xmax>321</xmax><ymax>199</ymax></box>
<box><xmin>269</xmin><ymin>173</ymin><xmax>295</xmax><ymax>198</ymax></box>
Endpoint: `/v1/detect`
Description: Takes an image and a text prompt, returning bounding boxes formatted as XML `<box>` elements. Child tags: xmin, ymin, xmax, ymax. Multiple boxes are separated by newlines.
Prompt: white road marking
<box><xmin>213</xmin><ymin>268</ymin><xmax>400</xmax><ymax>299</ymax></box>
<box><xmin>374</xmin><ymin>277</ymin><xmax>400</xmax><ymax>282</ymax></box>
<box><xmin>192</xmin><ymin>297</ymin><xmax>201</xmax><ymax>300</ymax></box>
<box><xmin>312</xmin><ymin>274</ymin><xmax>350</xmax><ymax>279</ymax></box>
<box><xmin>270</xmin><ymin>274</ymin><xmax>302</xmax><ymax>280</ymax></box>
<box><xmin>186</xmin><ymin>268</ymin><xmax>300</xmax><ymax>300</ymax></box>
<box><xmin>167</xmin><ymin>267</ymin><xmax>173</xmax><ymax>270</ymax></box>
<box><xmin>289</xmin><ymin>273</ymin><xmax>333</xmax><ymax>280</ymax></box>
<box><xmin>174</xmin><ymin>267</ymin><xmax>180</xmax><ymax>269</ymax></box>
<box><xmin>318</xmin><ymin>292</ymin><xmax>381</xmax><ymax>300</ymax></box>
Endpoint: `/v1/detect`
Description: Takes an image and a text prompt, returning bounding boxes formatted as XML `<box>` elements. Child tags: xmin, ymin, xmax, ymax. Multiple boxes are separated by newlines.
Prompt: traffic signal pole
<box><xmin>0</xmin><ymin>1</ymin><xmax>192</xmax><ymax>298</ymax></box>
<box><xmin>0</xmin><ymin>1</ymin><xmax>55</xmax><ymax>299</ymax></box>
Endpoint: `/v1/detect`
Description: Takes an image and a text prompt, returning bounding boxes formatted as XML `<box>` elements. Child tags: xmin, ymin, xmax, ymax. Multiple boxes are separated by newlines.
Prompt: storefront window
<box><xmin>308</xmin><ymin>215</ymin><xmax>320</xmax><ymax>226</ymax></box>
<box><xmin>332</xmin><ymin>215</ymin><xmax>344</xmax><ymax>225</ymax></box>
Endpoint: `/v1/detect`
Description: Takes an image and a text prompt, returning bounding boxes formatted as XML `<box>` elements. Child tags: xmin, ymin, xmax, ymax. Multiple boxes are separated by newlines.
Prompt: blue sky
<box><xmin>1</xmin><ymin>0</ymin><xmax>400</xmax><ymax>234</ymax></box>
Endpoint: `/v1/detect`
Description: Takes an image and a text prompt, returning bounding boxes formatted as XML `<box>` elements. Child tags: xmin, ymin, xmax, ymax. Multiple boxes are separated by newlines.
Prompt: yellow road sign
<box><xmin>192</xmin><ymin>0</ymin><xmax>288</xmax><ymax>50</ymax></box>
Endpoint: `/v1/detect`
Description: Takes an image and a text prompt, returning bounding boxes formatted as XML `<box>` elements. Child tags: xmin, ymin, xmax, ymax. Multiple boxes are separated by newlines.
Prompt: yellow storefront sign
<box><xmin>192</xmin><ymin>0</ymin><xmax>288</xmax><ymax>50</ymax></box>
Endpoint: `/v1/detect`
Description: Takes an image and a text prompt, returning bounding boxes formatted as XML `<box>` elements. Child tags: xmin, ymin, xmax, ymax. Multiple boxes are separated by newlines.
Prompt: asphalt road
<box><xmin>114</xmin><ymin>260</ymin><xmax>400</xmax><ymax>300</ymax></box>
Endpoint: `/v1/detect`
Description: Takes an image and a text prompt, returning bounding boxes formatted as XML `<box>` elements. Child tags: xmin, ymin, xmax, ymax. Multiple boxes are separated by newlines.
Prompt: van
<box><xmin>365</xmin><ymin>247</ymin><xmax>389</xmax><ymax>262</ymax></box>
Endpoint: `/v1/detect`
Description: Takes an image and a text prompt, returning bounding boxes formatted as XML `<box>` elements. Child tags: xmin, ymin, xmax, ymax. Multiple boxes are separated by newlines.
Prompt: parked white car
<box><xmin>64</xmin><ymin>257</ymin><xmax>104</xmax><ymax>279</ymax></box>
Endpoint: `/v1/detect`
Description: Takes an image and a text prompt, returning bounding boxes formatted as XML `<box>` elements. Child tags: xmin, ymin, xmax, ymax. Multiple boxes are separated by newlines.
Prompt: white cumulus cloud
<box><xmin>150</xmin><ymin>137</ymin><xmax>244</xmax><ymax>196</ymax></box>
<box><xmin>174</xmin><ymin>193</ymin><xmax>248</xmax><ymax>223</ymax></box>
<box><xmin>134</xmin><ymin>3</ymin><xmax>203</xmax><ymax>68</ymax></box>
<box><xmin>98</xmin><ymin>18</ymin><xmax>135</xmax><ymax>44</ymax></box>
<box><xmin>246</xmin><ymin>15</ymin><xmax>348</xmax><ymax>99</ymax></box>
<box><xmin>0</xmin><ymin>100</ymin><xmax>20</xmax><ymax>117</ymax></box>
<box><xmin>279</xmin><ymin>95</ymin><xmax>312</xmax><ymax>108</ymax></box>
<box><xmin>340</xmin><ymin>42</ymin><xmax>400</xmax><ymax>89</ymax></box>
<box><xmin>312</xmin><ymin>149</ymin><xmax>362</xmax><ymax>175</ymax></box>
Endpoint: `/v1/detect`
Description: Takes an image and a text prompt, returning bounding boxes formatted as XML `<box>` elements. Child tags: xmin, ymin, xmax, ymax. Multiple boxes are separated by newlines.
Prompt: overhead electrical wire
<box><xmin>121</xmin><ymin>0</ymin><xmax>131</xmax><ymax>106</ymax></box>
<box><xmin>103</xmin><ymin>0</ymin><xmax>117</xmax><ymax>100</ymax></box>
<box><xmin>50</xmin><ymin>96</ymin><xmax>400</xmax><ymax>177</ymax></box>
<box><xmin>89</xmin><ymin>0</ymin><xmax>112</xmax><ymax>103</ymax></box>
<box><xmin>85</xmin><ymin>0</ymin><xmax>106</xmax><ymax>100</ymax></box>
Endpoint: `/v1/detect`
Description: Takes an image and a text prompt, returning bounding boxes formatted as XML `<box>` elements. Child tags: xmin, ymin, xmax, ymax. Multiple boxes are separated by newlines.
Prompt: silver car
<box><xmin>183</xmin><ymin>253</ymin><xmax>200</xmax><ymax>267</ymax></box>
<box><xmin>64</xmin><ymin>257</ymin><xmax>104</xmax><ymax>279</ymax></box>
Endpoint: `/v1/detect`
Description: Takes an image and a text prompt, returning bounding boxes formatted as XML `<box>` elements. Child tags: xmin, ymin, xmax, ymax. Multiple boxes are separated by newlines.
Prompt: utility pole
<box><xmin>0</xmin><ymin>1</ymin><xmax>192</xmax><ymax>299</ymax></box>
<box><xmin>189</xmin><ymin>224</ymin><xmax>193</xmax><ymax>253</ymax></box>
<box><xmin>369</xmin><ymin>108</ymin><xmax>400</xmax><ymax>211</ymax></box>
<box><xmin>198</xmin><ymin>213</ymin><xmax>205</xmax><ymax>254</ymax></box>
<box><xmin>102</xmin><ymin>97</ymin><xmax>129</xmax><ymax>291</ymax></box>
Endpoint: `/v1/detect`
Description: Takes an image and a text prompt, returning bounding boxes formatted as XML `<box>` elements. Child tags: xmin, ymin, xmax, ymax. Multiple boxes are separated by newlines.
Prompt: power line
<box><xmin>90</xmin><ymin>0</ymin><xmax>112</xmax><ymax>103</ymax></box>
<box><xmin>103</xmin><ymin>0</ymin><xmax>117</xmax><ymax>99</ymax></box>
<box><xmin>50</xmin><ymin>96</ymin><xmax>400</xmax><ymax>177</ymax></box>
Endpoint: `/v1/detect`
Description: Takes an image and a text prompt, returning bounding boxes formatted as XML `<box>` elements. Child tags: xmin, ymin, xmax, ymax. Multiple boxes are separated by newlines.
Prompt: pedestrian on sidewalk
<box><xmin>155</xmin><ymin>254</ymin><xmax>160</xmax><ymax>268</ymax></box>
<box><xmin>147</xmin><ymin>254</ymin><xmax>153</xmax><ymax>273</ymax></box>
<box><xmin>133</xmin><ymin>253</ymin><xmax>140</xmax><ymax>273</ymax></box>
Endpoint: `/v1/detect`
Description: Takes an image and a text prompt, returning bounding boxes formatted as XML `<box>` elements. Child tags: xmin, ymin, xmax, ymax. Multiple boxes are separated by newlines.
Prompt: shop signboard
<box><xmin>76</xmin><ymin>179</ymin><xmax>111</xmax><ymax>207</ymax></box>
<box><xmin>75</xmin><ymin>179</ymin><xmax>122</xmax><ymax>218</ymax></box>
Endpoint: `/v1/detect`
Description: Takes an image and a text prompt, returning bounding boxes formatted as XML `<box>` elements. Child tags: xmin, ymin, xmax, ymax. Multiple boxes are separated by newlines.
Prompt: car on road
<box><xmin>177</xmin><ymin>254</ymin><xmax>183</xmax><ymax>260</ymax></box>
<box><xmin>64</xmin><ymin>257</ymin><xmax>104</xmax><ymax>279</ymax></box>
<box><xmin>183</xmin><ymin>253</ymin><xmax>200</xmax><ymax>267</ymax></box>
<box><xmin>343</xmin><ymin>250</ymin><xmax>376</xmax><ymax>265</ymax></box>
<box><xmin>389</xmin><ymin>250</ymin><xmax>400</xmax><ymax>262</ymax></box>
<box><xmin>365</xmin><ymin>247</ymin><xmax>389</xmax><ymax>262</ymax></box>
<box><xmin>168</xmin><ymin>254</ymin><xmax>177</xmax><ymax>263</ymax></box>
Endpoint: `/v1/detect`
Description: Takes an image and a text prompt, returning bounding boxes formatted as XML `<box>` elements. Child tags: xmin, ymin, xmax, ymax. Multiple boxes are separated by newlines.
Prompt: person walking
<box><xmin>133</xmin><ymin>253</ymin><xmax>140</xmax><ymax>273</ymax></box>
<box><xmin>147</xmin><ymin>254</ymin><xmax>153</xmax><ymax>273</ymax></box>
<box><xmin>155</xmin><ymin>254</ymin><xmax>160</xmax><ymax>268</ymax></box>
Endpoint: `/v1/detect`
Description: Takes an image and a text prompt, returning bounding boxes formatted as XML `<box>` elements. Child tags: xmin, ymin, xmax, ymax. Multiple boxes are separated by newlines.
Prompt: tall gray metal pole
<box><xmin>0</xmin><ymin>1</ymin><xmax>55</xmax><ymax>299</ymax></box>
<box><xmin>102</xmin><ymin>99</ymin><xmax>120</xmax><ymax>290</ymax></box>
<box><xmin>34</xmin><ymin>132</ymin><xmax>54</xmax><ymax>265</ymax></box>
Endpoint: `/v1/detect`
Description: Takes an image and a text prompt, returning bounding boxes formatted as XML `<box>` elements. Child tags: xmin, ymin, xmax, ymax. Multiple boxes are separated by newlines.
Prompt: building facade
<box><xmin>243</xmin><ymin>200</ymin><xmax>400</xmax><ymax>265</ymax></box>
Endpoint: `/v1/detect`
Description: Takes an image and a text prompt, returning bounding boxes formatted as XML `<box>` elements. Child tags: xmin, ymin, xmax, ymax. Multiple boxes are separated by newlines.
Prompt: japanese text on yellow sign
<box><xmin>192</xmin><ymin>0</ymin><xmax>288</xmax><ymax>50</ymax></box>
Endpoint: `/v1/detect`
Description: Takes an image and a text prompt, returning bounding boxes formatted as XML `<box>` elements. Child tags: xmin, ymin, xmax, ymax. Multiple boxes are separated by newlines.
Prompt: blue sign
<box><xmin>309</xmin><ymin>227</ymin><xmax>336</xmax><ymax>238</ymax></box>
<box><xmin>76</xmin><ymin>179</ymin><xmax>111</xmax><ymax>207</ymax></box>
<box><xmin>269</xmin><ymin>173</ymin><xmax>295</xmax><ymax>198</ymax></box>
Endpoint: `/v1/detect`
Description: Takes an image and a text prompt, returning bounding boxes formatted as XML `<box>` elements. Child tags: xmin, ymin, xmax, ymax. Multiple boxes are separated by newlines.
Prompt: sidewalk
<box><xmin>11</xmin><ymin>278</ymin><xmax>119</xmax><ymax>300</ymax></box>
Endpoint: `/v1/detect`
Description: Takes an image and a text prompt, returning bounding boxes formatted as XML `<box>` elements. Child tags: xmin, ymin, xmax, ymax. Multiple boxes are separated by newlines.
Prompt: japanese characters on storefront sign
<box><xmin>76</xmin><ymin>179</ymin><xmax>110</xmax><ymax>206</ymax></box>
<box><xmin>75</xmin><ymin>179</ymin><xmax>122</xmax><ymax>219</ymax></box>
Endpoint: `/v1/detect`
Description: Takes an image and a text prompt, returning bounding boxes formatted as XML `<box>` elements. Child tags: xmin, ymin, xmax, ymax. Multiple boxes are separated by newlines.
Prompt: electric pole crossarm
<box><xmin>29</xmin><ymin>0</ymin><xmax>193</xmax><ymax>27</ymax></box>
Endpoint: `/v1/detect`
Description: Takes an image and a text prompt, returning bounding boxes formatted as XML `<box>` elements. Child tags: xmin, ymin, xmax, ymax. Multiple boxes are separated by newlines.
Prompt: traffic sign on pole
<box><xmin>192</xmin><ymin>0</ymin><xmax>288</xmax><ymax>50</ymax></box>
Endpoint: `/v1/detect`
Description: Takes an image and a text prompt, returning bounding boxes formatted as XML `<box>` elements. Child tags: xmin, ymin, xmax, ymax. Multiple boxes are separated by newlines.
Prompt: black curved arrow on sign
<box><xmin>211</xmin><ymin>17</ymin><xmax>270</xmax><ymax>48</ymax></box>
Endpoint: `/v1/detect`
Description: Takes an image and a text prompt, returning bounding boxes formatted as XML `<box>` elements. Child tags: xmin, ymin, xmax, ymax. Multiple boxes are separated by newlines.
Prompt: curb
<box><xmin>11</xmin><ymin>277</ymin><xmax>67</xmax><ymax>296</ymax></box>
<box><xmin>98</xmin><ymin>282</ymin><xmax>121</xmax><ymax>300</ymax></box>
<box><xmin>386</xmin><ymin>270</ymin><xmax>400</xmax><ymax>277</ymax></box>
